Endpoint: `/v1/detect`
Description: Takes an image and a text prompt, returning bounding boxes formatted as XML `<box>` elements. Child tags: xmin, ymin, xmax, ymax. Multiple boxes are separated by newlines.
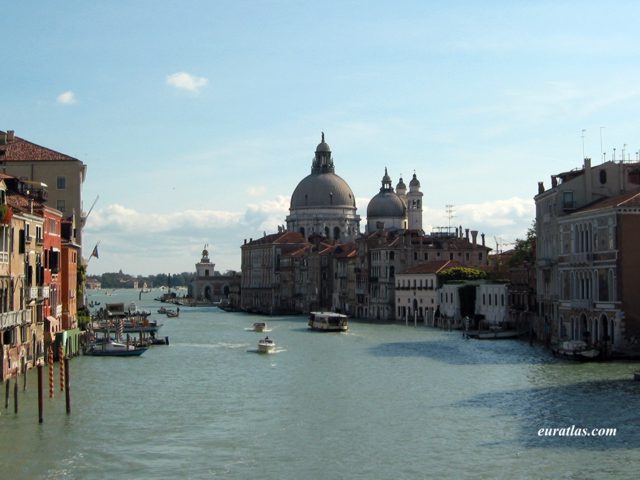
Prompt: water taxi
<box><xmin>252</xmin><ymin>322</ymin><xmax>267</xmax><ymax>332</ymax></box>
<box><xmin>308</xmin><ymin>312</ymin><xmax>349</xmax><ymax>332</ymax></box>
<box><xmin>257</xmin><ymin>337</ymin><xmax>276</xmax><ymax>353</ymax></box>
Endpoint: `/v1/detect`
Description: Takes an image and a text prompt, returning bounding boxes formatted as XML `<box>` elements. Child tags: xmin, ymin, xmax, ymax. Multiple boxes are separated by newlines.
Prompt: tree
<box><xmin>509</xmin><ymin>221</ymin><xmax>536</xmax><ymax>267</ymax></box>
<box><xmin>437</xmin><ymin>267</ymin><xmax>487</xmax><ymax>283</ymax></box>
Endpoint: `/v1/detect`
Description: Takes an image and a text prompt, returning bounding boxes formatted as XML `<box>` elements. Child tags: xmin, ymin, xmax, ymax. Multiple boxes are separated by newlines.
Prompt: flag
<box><xmin>90</xmin><ymin>244</ymin><xmax>99</xmax><ymax>259</ymax></box>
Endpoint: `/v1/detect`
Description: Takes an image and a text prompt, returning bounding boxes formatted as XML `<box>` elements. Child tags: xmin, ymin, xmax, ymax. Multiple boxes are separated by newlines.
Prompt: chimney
<box><xmin>459</xmin><ymin>225</ymin><xmax>463</xmax><ymax>238</ymax></box>
<box><xmin>455</xmin><ymin>227</ymin><xmax>458</xmax><ymax>237</ymax></box>
<box><xmin>465</xmin><ymin>229</ymin><xmax>469</xmax><ymax>241</ymax></box>
<box><xmin>471</xmin><ymin>230</ymin><xmax>478</xmax><ymax>246</ymax></box>
<box><xmin>481</xmin><ymin>233</ymin><xmax>485</xmax><ymax>247</ymax></box>
<box><xmin>551</xmin><ymin>175</ymin><xmax>557</xmax><ymax>188</ymax></box>
<box><xmin>244</xmin><ymin>239</ymin><xmax>247</xmax><ymax>245</ymax></box>
<box><xmin>0</xmin><ymin>132</ymin><xmax>6</xmax><ymax>145</ymax></box>
<box><xmin>6</xmin><ymin>130</ymin><xmax>14</xmax><ymax>142</ymax></box>
<box><xmin>584</xmin><ymin>157</ymin><xmax>592</xmax><ymax>201</ymax></box>
<box><xmin>538</xmin><ymin>182</ymin><xmax>545</xmax><ymax>194</ymax></box>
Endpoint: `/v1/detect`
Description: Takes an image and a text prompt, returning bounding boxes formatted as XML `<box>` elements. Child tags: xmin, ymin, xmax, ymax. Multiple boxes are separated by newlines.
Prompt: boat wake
<box><xmin>247</xmin><ymin>347</ymin><xmax>286</xmax><ymax>354</ymax></box>
<box><xmin>243</xmin><ymin>328</ymin><xmax>273</xmax><ymax>332</ymax></box>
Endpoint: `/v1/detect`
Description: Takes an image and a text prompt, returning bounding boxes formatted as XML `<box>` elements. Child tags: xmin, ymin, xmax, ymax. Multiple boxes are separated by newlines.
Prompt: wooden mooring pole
<box><xmin>64</xmin><ymin>357</ymin><xmax>71</xmax><ymax>415</ymax></box>
<box><xmin>37</xmin><ymin>364</ymin><xmax>43</xmax><ymax>424</ymax></box>
<box><xmin>4</xmin><ymin>379</ymin><xmax>9</xmax><ymax>409</ymax></box>
<box><xmin>14</xmin><ymin>377</ymin><xmax>18</xmax><ymax>414</ymax></box>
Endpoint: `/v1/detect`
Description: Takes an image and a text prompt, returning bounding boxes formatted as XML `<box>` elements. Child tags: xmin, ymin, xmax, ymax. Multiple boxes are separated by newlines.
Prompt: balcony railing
<box><xmin>0</xmin><ymin>309</ymin><xmax>32</xmax><ymax>329</ymax></box>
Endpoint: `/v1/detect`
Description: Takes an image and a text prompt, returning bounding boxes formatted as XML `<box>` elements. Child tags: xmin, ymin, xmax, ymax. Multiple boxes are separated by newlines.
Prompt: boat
<box><xmin>165</xmin><ymin>309</ymin><xmax>179</xmax><ymax>318</ymax></box>
<box><xmin>158</xmin><ymin>307</ymin><xmax>167</xmax><ymax>314</ymax></box>
<box><xmin>257</xmin><ymin>337</ymin><xmax>276</xmax><ymax>353</ymax></box>
<box><xmin>475</xmin><ymin>328</ymin><xmax>523</xmax><ymax>340</ymax></box>
<box><xmin>308</xmin><ymin>312</ymin><xmax>348</xmax><ymax>332</ymax></box>
<box><xmin>552</xmin><ymin>340</ymin><xmax>600</xmax><ymax>361</ymax></box>
<box><xmin>252</xmin><ymin>322</ymin><xmax>267</xmax><ymax>332</ymax></box>
<box><xmin>84</xmin><ymin>341</ymin><xmax>148</xmax><ymax>357</ymax></box>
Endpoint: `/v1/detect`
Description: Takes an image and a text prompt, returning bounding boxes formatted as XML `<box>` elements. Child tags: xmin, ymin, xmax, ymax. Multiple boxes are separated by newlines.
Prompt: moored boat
<box><xmin>552</xmin><ymin>340</ymin><xmax>600</xmax><ymax>361</ymax></box>
<box><xmin>257</xmin><ymin>337</ymin><xmax>276</xmax><ymax>353</ymax></box>
<box><xmin>308</xmin><ymin>312</ymin><xmax>348</xmax><ymax>332</ymax></box>
<box><xmin>84</xmin><ymin>341</ymin><xmax>148</xmax><ymax>357</ymax></box>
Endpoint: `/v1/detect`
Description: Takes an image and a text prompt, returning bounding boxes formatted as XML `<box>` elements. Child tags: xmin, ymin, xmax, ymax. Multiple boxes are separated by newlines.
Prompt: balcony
<box><xmin>27</xmin><ymin>287</ymin><xmax>40</xmax><ymax>301</ymax></box>
<box><xmin>570</xmin><ymin>299</ymin><xmax>592</xmax><ymax>309</ymax></box>
<box><xmin>0</xmin><ymin>309</ymin><xmax>32</xmax><ymax>329</ymax></box>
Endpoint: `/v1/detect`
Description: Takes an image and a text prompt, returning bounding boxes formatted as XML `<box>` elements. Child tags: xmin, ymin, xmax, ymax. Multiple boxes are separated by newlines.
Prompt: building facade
<box><xmin>535</xmin><ymin>158</ymin><xmax>640</xmax><ymax>356</ymax></box>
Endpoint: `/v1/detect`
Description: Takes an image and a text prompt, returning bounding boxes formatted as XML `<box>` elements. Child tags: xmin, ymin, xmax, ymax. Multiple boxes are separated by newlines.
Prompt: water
<box><xmin>2</xmin><ymin>289</ymin><xmax>640</xmax><ymax>479</ymax></box>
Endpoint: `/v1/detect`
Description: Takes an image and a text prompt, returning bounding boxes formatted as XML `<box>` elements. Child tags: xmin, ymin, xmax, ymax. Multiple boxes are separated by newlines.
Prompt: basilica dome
<box><xmin>367</xmin><ymin>191</ymin><xmax>406</xmax><ymax>218</ymax></box>
<box><xmin>290</xmin><ymin>173</ymin><xmax>355</xmax><ymax>209</ymax></box>
<box><xmin>286</xmin><ymin>133</ymin><xmax>361</xmax><ymax>241</ymax></box>
<box><xmin>289</xmin><ymin>133</ymin><xmax>356</xmax><ymax>209</ymax></box>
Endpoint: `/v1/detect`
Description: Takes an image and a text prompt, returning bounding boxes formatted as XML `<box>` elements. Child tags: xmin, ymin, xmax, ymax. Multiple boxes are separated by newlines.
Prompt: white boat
<box><xmin>252</xmin><ymin>322</ymin><xmax>267</xmax><ymax>332</ymax></box>
<box><xmin>85</xmin><ymin>340</ymin><xmax>147</xmax><ymax>357</ymax></box>
<box><xmin>552</xmin><ymin>340</ymin><xmax>600</xmax><ymax>361</ymax></box>
<box><xmin>257</xmin><ymin>337</ymin><xmax>276</xmax><ymax>353</ymax></box>
<box><xmin>308</xmin><ymin>312</ymin><xmax>348</xmax><ymax>332</ymax></box>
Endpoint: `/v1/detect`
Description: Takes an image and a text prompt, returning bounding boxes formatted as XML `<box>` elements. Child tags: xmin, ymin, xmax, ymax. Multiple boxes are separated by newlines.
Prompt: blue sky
<box><xmin>3</xmin><ymin>1</ymin><xmax>640</xmax><ymax>275</ymax></box>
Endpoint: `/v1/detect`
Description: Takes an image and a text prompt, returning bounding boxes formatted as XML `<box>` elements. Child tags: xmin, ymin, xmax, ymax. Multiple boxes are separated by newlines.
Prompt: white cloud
<box><xmin>57</xmin><ymin>91</ymin><xmax>76</xmax><ymax>105</ymax></box>
<box><xmin>166</xmin><ymin>72</ymin><xmax>209</xmax><ymax>93</ymax></box>
<box><xmin>246</xmin><ymin>185</ymin><xmax>267</xmax><ymax>197</ymax></box>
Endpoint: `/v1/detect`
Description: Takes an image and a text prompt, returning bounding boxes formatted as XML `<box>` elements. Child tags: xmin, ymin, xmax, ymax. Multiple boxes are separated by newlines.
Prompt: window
<box><xmin>562</xmin><ymin>191</ymin><xmax>574</xmax><ymax>209</ymax></box>
<box><xmin>599</xmin><ymin>170</ymin><xmax>607</xmax><ymax>184</ymax></box>
<box><xmin>0</xmin><ymin>226</ymin><xmax>9</xmax><ymax>263</ymax></box>
<box><xmin>57</xmin><ymin>176</ymin><xmax>66</xmax><ymax>189</ymax></box>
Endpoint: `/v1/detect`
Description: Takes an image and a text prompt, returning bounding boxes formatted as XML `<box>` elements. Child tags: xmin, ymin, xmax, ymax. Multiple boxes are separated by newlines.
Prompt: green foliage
<box><xmin>438</xmin><ymin>267</ymin><xmax>487</xmax><ymax>282</ymax></box>
<box><xmin>508</xmin><ymin>221</ymin><xmax>536</xmax><ymax>267</ymax></box>
<box><xmin>90</xmin><ymin>271</ymin><xmax>196</xmax><ymax>289</ymax></box>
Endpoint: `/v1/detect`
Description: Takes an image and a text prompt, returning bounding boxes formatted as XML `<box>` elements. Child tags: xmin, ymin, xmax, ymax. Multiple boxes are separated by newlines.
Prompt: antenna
<box><xmin>445</xmin><ymin>204</ymin><xmax>455</xmax><ymax>234</ymax></box>
<box><xmin>581</xmin><ymin>129</ymin><xmax>586</xmax><ymax>158</ymax></box>
<box><xmin>600</xmin><ymin>126</ymin><xmax>605</xmax><ymax>162</ymax></box>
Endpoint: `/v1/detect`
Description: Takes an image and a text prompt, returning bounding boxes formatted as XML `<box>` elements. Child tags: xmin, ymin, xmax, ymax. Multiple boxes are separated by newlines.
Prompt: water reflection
<box><xmin>456</xmin><ymin>379</ymin><xmax>640</xmax><ymax>449</ymax></box>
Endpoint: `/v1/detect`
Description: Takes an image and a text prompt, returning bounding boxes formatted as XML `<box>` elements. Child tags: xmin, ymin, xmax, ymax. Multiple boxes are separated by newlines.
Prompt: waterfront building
<box><xmin>189</xmin><ymin>246</ymin><xmax>241</xmax><ymax>305</ymax></box>
<box><xmin>286</xmin><ymin>134</ymin><xmax>360</xmax><ymax>241</ymax></box>
<box><xmin>395</xmin><ymin>260</ymin><xmax>457</xmax><ymax>325</ymax></box>
<box><xmin>535</xmin><ymin>158</ymin><xmax>640</xmax><ymax>356</ymax></box>
<box><xmin>475</xmin><ymin>283</ymin><xmax>508</xmax><ymax>326</ymax></box>
<box><xmin>240</xmin><ymin>230</ymin><xmax>308</xmax><ymax>313</ymax></box>
<box><xmin>554</xmin><ymin>191</ymin><xmax>640</xmax><ymax>357</ymax></box>
<box><xmin>0</xmin><ymin>130</ymin><xmax>87</xmax><ymax>249</ymax></box>
<box><xmin>40</xmin><ymin>205</ymin><xmax>63</xmax><ymax>348</ymax></box>
<box><xmin>1</xmin><ymin>175</ymin><xmax>48</xmax><ymax>380</ymax></box>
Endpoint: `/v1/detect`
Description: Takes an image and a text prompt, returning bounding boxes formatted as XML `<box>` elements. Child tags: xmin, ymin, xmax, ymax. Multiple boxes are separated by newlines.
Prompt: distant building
<box><xmin>189</xmin><ymin>247</ymin><xmax>241</xmax><ymax>305</ymax></box>
<box><xmin>240</xmin><ymin>134</ymin><xmax>491</xmax><ymax>320</ymax></box>
<box><xmin>286</xmin><ymin>134</ymin><xmax>360</xmax><ymax>241</ymax></box>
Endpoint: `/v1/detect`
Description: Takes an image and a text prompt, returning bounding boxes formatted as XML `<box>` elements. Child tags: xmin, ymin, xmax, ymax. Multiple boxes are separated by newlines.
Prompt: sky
<box><xmin>3</xmin><ymin>1</ymin><xmax>640</xmax><ymax>275</ymax></box>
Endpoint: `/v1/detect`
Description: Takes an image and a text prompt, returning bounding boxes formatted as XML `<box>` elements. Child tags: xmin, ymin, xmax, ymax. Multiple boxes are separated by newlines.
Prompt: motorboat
<box><xmin>84</xmin><ymin>341</ymin><xmax>148</xmax><ymax>357</ymax></box>
<box><xmin>552</xmin><ymin>340</ymin><xmax>600</xmax><ymax>361</ymax></box>
<box><xmin>252</xmin><ymin>322</ymin><xmax>267</xmax><ymax>332</ymax></box>
<box><xmin>308</xmin><ymin>312</ymin><xmax>348</xmax><ymax>332</ymax></box>
<box><xmin>257</xmin><ymin>337</ymin><xmax>276</xmax><ymax>354</ymax></box>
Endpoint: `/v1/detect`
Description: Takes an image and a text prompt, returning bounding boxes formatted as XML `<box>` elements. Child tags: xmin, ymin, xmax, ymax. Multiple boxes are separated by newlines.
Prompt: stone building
<box><xmin>286</xmin><ymin>134</ymin><xmax>360</xmax><ymax>242</ymax></box>
<box><xmin>534</xmin><ymin>158</ymin><xmax>640</xmax><ymax>356</ymax></box>
<box><xmin>189</xmin><ymin>247</ymin><xmax>241</xmax><ymax>304</ymax></box>
<box><xmin>0</xmin><ymin>130</ymin><xmax>87</xmax><ymax>248</ymax></box>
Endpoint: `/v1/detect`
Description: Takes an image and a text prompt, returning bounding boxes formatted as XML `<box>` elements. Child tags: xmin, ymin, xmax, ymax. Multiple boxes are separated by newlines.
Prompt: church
<box><xmin>240</xmin><ymin>134</ymin><xmax>490</xmax><ymax>318</ymax></box>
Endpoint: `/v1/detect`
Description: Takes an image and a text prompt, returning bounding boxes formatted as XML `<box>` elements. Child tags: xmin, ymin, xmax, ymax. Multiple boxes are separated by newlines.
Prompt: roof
<box><xmin>244</xmin><ymin>231</ymin><xmax>307</xmax><ymax>246</ymax></box>
<box><xmin>400</xmin><ymin>260</ymin><xmax>462</xmax><ymax>275</ymax></box>
<box><xmin>0</xmin><ymin>130</ymin><xmax>80</xmax><ymax>162</ymax></box>
<box><xmin>290</xmin><ymin>171</ymin><xmax>356</xmax><ymax>209</ymax></box>
<box><xmin>573</xmin><ymin>191</ymin><xmax>640</xmax><ymax>214</ymax></box>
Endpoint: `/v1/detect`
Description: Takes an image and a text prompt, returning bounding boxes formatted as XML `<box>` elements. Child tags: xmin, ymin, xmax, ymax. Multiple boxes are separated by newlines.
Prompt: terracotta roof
<box><xmin>400</xmin><ymin>260</ymin><xmax>462</xmax><ymax>275</ymax></box>
<box><xmin>0</xmin><ymin>130</ymin><xmax>80</xmax><ymax>162</ymax></box>
<box><xmin>573</xmin><ymin>191</ymin><xmax>640</xmax><ymax>214</ymax></box>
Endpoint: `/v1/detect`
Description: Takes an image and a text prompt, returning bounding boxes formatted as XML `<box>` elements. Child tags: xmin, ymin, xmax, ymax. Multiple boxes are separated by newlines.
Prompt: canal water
<box><xmin>1</xmin><ymin>289</ymin><xmax>639</xmax><ymax>479</ymax></box>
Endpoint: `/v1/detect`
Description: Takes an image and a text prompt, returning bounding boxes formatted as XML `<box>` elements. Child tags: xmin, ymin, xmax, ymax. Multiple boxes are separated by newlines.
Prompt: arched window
<box><xmin>333</xmin><ymin>226</ymin><xmax>340</xmax><ymax>240</ymax></box>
